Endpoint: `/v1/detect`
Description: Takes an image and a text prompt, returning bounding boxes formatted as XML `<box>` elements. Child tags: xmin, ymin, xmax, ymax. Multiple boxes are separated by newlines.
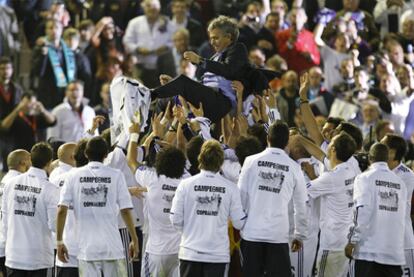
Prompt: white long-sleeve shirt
<box><xmin>349</xmin><ymin>162</ymin><xmax>406</xmax><ymax>265</ymax></box>
<box><xmin>308</xmin><ymin>161</ymin><xmax>357</xmax><ymax>251</ymax></box>
<box><xmin>2</xmin><ymin>167</ymin><xmax>59</xmax><ymax>270</ymax></box>
<box><xmin>123</xmin><ymin>15</ymin><xmax>173</xmax><ymax>69</ymax></box>
<box><xmin>237</xmin><ymin>147</ymin><xmax>308</xmax><ymax>243</ymax></box>
<box><xmin>47</xmin><ymin>101</ymin><xmax>96</xmax><ymax>142</ymax></box>
<box><xmin>170</xmin><ymin>170</ymin><xmax>246</xmax><ymax>263</ymax></box>
<box><xmin>393</xmin><ymin>163</ymin><xmax>414</xmax><ymax>250</ymax></box>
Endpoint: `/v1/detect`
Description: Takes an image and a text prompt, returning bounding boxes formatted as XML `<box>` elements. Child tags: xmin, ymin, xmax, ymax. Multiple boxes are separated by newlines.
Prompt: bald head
<box><xmin>57</xmin><ymin>143</ymin><xmax>77</xmax><ymax>166</ymax></box>
<box><xmin>7</xmin><ymin>150</ymin><xmax>31</xmax><ymax>173</ymax></box>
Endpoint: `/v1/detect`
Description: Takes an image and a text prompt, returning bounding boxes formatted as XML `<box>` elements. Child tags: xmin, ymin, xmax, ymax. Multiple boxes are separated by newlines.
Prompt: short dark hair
<box><xmin>74</xmin><ymin>139</ymin><xmax>89</xmax><ymax>167</ymax></box>
<box><xmin>85</xmin><ymin>137</ymin><xmax>108</xmax><ymax>162</ymax></box>
<box><xmin>78</xmin><ymin>19</ymin><xmax>94</xmax><ymax>31</ymax></box>
<box><xmin>155</xmin><ymin>147</ymin><xmax>186</xmax><ymax>178</ymax></box>
<box><xmin>0</xmin><ymin>56</ymin><xmax>12</xmax><ymax>65</ymax></box>
<box><xmin>326</xmin><ymin>117</ymin><xmax>344</xmax><ymax>128</ymax></box>
<box><xmin>369</xmin><ymin>143</ymin><xmax>389</xmax><ymax>163</ymax></box>
<box><xmin>186</xmin><ymin>136</ymin><xmax>204</xmax><ymax>175</ymax></box>
<box><xmin>235</xmin><ymin>136</ymin><xmax>262</xmax><ymax>166</ymax></box>
<box><xmin>247</xmin><ymin>124</ymin><xmax>267</xmax><ymax>150</ymax></box>
<box><xmin>267</xmin><ymin>120</ymin><xmax>289</xmax><ymax>149</ymax></box>
<box><xmin>31</xmin><ymin>142</ymin><xmax>53</xmax><ymax>169</ymax></box>
<box><xmin>382</xmin><ymin>134</ymin><xmax>407</xmax><ymax>162</ymax></box>
<box><xmin>337</xmin><ymin>122</ymin><xmax>363</xmax><ymax>150</ymax></box>
<box><xmin>266</xmin><ymin>12</ymin><xmax>280</xmax><ymax>21</ymax></box>
<box><xmin>332</xmin><ymin>132</ymin><xmax>356</xmax><ymax>162</ymax></box>
<box><xmin>198</xmin><ymin>140</ymin><xmax>224</xmax><ymax>172</ymax></box>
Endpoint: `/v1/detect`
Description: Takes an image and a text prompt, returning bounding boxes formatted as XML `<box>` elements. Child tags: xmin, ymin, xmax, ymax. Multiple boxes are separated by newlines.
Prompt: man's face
<box><xmin>66</xmin><ymin>83</ymin><xmax>84</xmax><ymax>108</ymax></box>
<box><xmin>326</xmin><ymin>135</ymin><xmax>338</xmax><ymax>160</ymax></box>
<box><xmin>389</xmin><ymin>45</ymin><xmax>404</xmax><ymax>66</ymax></box>
<box><xmin>321</xmin><ymin>122</ymin><xmax>336</xmax><ymax>141</ymax></box>
<box><xmin>265</xmin><ymin>14</ymin><xmax>280</xmax><ymax>31</ymax></box>
<box><xmin>208</xmin><ymin>28</ymin><xmax>232</xmax><ymax>53</ymax></box>
<box><xmin>334</xmin><ymin>35</ymin><xmax>349</xmax><ymax>53</ymax></box>
<box><xmin>171</xmin><ymin>1</ymin><xmax>187</xmax><ymax>18</ymax></box>
<box><xmin>354</xmin><ymin>70</ymin><xmax>368</xmax><ymax>88</ymax></box>
<box><xmin>143</xmin><ymin>1</ymin><xmax>160</xmax><ymax>21</ymax></box>
<box><xmin>308</xmin><ymin>69</ymin><xmax>322</xmax><ymax>87</ymax></box>
<box><xmin>290</xmin><ymin>9</ymin><xmax>307</xmax><ymax>31</ymax></box>
<box><xmin>0</xmin><ymin>63</ymin><xmax>13</xmax><ymax>83</ymax></box>
<box><xmin>80</xmin><ymin>27</ymin><xmax>93</xmax><ymax>42</ymax></box>
<box><xmin>340</xmin><ymin>60</ymin><xmax>354</xmax><ymax>79</ymax></box>
<box><xmin>362</xmin><ymin>104</ymin><xmax>379</xmax><ymax>124</ymax></box>
<box><xmin>380</xmin><ymin>75</ymin><xmax>393</xmax><ymax>93</ymax></box>
<box><xmin>46</xmin><ymin>21</ymin><xmax>63</xmax><ymax>41</ymax></box>
<box><xmin>173</xmin><ymin>32</ymin><xmax>188</xmax><ymax>53</ymax></box>
<box><xmin>249</xmin><ymin>49</ymin><xmax>266</xmax><ymax>67</ymax></box>
<box><xmin>403</xmin><ymin>19</ymin><xmax>414</xmax><ymax>39</ymax></box>
<box><xmin>343</xmin><ymin>0</ymin><xmax>359</xmax><ymax>11</ymax></box>
<box><xmin>271</xmin><ymin>1</ymin><xmax>285</xmax><ymax>17</ymax></box>
<box><xmin>282</xmin><ymin>73</ymin><xmax>298</xmax><ymax>91</ymax></box>
<box><xmin>64</xmin><ymin>37</ymin><xmax>79</xmax><ymax>51</ymax></box>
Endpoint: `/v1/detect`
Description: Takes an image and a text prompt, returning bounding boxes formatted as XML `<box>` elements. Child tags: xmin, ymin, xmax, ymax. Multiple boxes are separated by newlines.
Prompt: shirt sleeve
<box><xmin>117</xmin><ymin>172</ymin><xmax>133</xmax><ymax>210</ymax></box>
<box><xmin>170</xmin><ymin>180</ymin><xmax>186</xmax><ymax>231</ymax></box>
<box><xmin>123</xmin><ymin>20</ymin><xmax>139</xmax><ymax>54</ymax></box>
<box><xmin>237</xmin><ymin>157</ymin><xmax>254</xmax><ymax>211</ymax></box>
<box><xmin>46</xmin><ymin>184</ymin><xmax>60</xmax><ymax>232</ymax></box>
<box><xmin>134</xmin><ymin>167</ymin><xmax>157</xmax><ymax>187</ymax></box>
<box><xmin>292</xmin><ymin>168</ymin><xmax>309</xmax><ymax>241</ymax></box>
<box><xmin>59</xmin><ymin>174</ymin><xmax>74</xmax><ymax>208</ymax></box>
<box><xmin>307</xmin><ymin>171</ymin><xmax>335</xmax><ymax>199</ymax></box>
<box><xmin>348</xmin><ymin>175</ymin><xmax>373</xmax><ymax>244</ymax></box>
<box><xmin>229</xmin><ymin>185</ymin><xmax>247</xmax><ymax>230</ymax></box>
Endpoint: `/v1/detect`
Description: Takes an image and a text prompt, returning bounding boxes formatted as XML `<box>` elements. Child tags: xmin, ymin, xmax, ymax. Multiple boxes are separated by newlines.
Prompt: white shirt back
<box><xmin>393</xmin><ymin>163</ymin><xmax>414</xmax><ymax>250</ymax></box>
<box><xmin>2</xmin><ymin>167</ymin><xmax>59</xmax><ymax>270</ymax></box>
<box><xmin>49</xmin><ymin>162</ymin><xmax>73</xmax><ymax>186</ymax></box>
<box><xmin>135</xmin><ymin>167</ymin><xmax>182</xmax><ymax>255</ymax></box>
<box><xmin>308</xmin><ymin>162</ymin><xmax>356</xmax><ymax>250</ymax></box>
<box><xmin>170</xmin><ymin>170</ymin><xmax>246</xmax><ymax>263</ymax></box>
<box><xmin>59</xmin><ymin>162</ymin><xmax>133</xmax><ymax>261</ymax></box>
<box><xmin>237</xmin><ymin>148</ymin><xmax>308</xmax><ymax>243</ymax></box>
<box><xmin>351</xmin><ymin>162</ymin><xmax>406</xmax><ymax>265</ymax></box>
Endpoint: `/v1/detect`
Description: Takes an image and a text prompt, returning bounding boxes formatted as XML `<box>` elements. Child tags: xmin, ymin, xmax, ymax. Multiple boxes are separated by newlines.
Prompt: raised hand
<box><xmin>299</xmin><ymin>72</ymin><xmax>310</xmax><ymax>101</ymax></box>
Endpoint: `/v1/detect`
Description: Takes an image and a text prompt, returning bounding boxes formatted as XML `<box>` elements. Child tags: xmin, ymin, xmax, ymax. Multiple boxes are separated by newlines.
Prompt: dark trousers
<box><xmin>119</xmin><ymin>226</ymin><xmax>143</xmax><ymax>277</ymax></box>
<box><xmin>0</xmin><ymin>257</ymin><xmax>6</xmax><ymax>276</ymax></box>
<box><xmin>240</xmin><ymin>239</ymin><xmax>291</xmax><ymax>277</ymax></box>
<box><xmin>152</xmin><ymin>74</ymin><xmax>232</xmax><ymax>123</ymax></box>
<box><xmin>56</xmin><ymin>267</ymin><xmax>78</xmax><ymax>277</ymax></box>
<box><xmin>6</xmin><ymin>267</ymin><xmax>48</xmax><ymax>277</ymax></box>
<box><xmin>180</xmin><ymin>260</ymin><xmax>226</xmax><ymax>277</ymax></box>
<box><xmin>354</xmin><ymin>259</ymin><xmax>402</xmax><ymax>277</ymax></box>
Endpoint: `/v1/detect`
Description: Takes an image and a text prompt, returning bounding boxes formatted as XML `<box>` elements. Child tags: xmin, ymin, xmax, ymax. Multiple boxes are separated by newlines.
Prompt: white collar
<box><xmin>27</xmin><ymin>167</ymin><xmax>48</xmax><ymax>180</ymax></box>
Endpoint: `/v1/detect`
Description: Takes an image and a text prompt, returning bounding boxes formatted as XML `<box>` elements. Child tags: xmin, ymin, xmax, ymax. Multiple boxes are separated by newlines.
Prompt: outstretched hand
<box><xmin>299</xmin><ymin>72</ymin><xmax>310</xmax><ymax>101</ymax></box>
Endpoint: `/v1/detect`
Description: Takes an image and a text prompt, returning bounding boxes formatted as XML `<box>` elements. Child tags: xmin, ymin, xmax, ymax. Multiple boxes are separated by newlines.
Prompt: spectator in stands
<box><xmin>270</xmin><ymin>0</ymin><xmax>289</xmax><ymax>30</ymax></box>
<box><xmin>323</xmin><ymin>0</ymin><xmax>380</xmax><ymax>49</ymax></box>
<box><xmin>47</xmin><ymin>80</ymin><xmax>97</xmax><ymax>142</ymax></box>
<box><xmin>375</xmin><ymin>119</ymin><xmax>396</xmax><ymax>141</ymax></box>
<box><xmin>90</xmin><ymin>16</ymin><xmax>124</xmax><ymax>105</ymax></box>
<box><xmin>276</xmin><ymin>7</ymin><xmax>320</xmax><ymax>74</ymax></box>
<box><xmin>374</xmin><ymin>0</ymin><xmax>414</xmax><ymax>38</ymax></box>
<box><xmin>31</xmin><ymin>19</ymin><xmax>77</xmax><ymax>110</ymax></box>
<box><xmin>77</xmin><ymin>19</ymin><xmax>94</xmax><ymax>53</ymax></box>
<box><xmin>157</xmin><ymin>28</ymin><xmax>192</xmax><ymax>77</ymax></box>
<box><xmin>385</xmin><ymin>39</ymin><xmax>406</xmax><ymax>72</ymax></box>
<box><xmin>238</xmin><ymin>1</ymin><xmax>263</xmax><ymax>49</ymax></box>
<box><xmin>396</xmin><ymin>10</ymin><xmax>414</xmax><ymax>51</ymax></box>
<box><xmin>306</xmin><ymin>66</ymin><xmax>334</xmax><ymax>116</ymax></box>
<box><xmin>248</xmin><ymin>46</ymin><xmax>266</xmax><ymax>68</ymax></box>
<box><xmin>93</xmin><ymin>82</ymin><xmax>111</xmax><ymax>133</ymax></box>
<box><xmin>276</xmin><ymin>70</ymin><xmax>300</xmax><ymax>127</ymax></box>
<box><xmin>333</xmin><ymin>58</ymin><xmax>356</xmax><ymax>97</ymax></box>
<box><xmin>63</xmin><ymin>28</ymin><xmax>93</xmax><ymax>100</ymax></box>
<box><xmin>0</xmin><ymin>56</ymin><xmax>23</xmax><ymax>171</ymax></box>
<box><xmin>256</xmin><ymin>12</ymin><xmax>280</xmax><ymax>59</ymax></box>
<box><xmin>0</xmin><ymin>93</ymin><xmax>55</xmax><ymax>170</ymax></box>
<box><xmin>397</xmin><ymin>64</ymin><xmax>414</xmax><ymax>97</ymax></box>
<box><xmin>123</xmin><ymin>0</ymin><xmax>173</xmax><ymax>88</ymax></box>
<box><xmin>358</xmin><ymin>100</ymin><xmax>381</xmax><ymax>139</ymax></box>
<box><xmin>170</xmin><ymin>0</ymin><xmax>205</xmax><ymax>48</ymax></box>
<box><xmin>0</xmin><ymin>4</ymin><xmax>19</xmax><ymax>59</ymax></box>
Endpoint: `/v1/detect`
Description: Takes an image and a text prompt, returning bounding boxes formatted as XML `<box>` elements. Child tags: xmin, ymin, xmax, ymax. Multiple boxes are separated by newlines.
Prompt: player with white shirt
<box><xmin>237</xmin><ymin>121</ymin><xmax>308</xmax><ymax>277</ymax></box>
<box><xmin>170</xmin><ymin>140</ymin><xmax>246</xmax><ymax>277</ymax></box>
<box><xmin>346</xmin><ymin>143</ymin><xmax>406</xmax><ymax>277</ymax></box>
<box><xmin>381</xmin><ymin>134</ymin><xmax>414</xmax><ymax>277</ymax></box>
<box><xmin>0</xmin><ymin>150</ymin><xmax>31</xmax><ymax>277</ymax></box>
<box><xmin>307</xmin><ymin>132</ymin><xmax>358</xmax><ymax>277</ymax></box>
<box><xmin>288</xmin><ymin>134</ymin><xmax>322</xmax><ymax>277</ymax></box>
<box><xmin>56</xmin><ymin>137</ymin><xmax>139</xmax><ymax>277</ymax></box>
<box><xmin>2</xmin><ymin>143</ymin><xmax>60</xmax><ymax>277</ymax></box>
<box><xmin>127</xmin><ymin>123</ymin><xmax>188</xmax><ymax>277</ymax></box>
<box><xmin>51</xmin><ymin>139</ymin><xmax>89</xmax><ymax>277</ymax></box>
<box><xmin>49</xmin><ymin>143</ymin><xmax>77</xmax><ymax>185</ymax></box>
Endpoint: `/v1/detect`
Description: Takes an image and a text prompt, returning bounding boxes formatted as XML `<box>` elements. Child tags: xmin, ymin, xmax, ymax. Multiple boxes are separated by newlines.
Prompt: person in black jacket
<box><xmin>152</xmin><ymin>15</ymin><xmax>251</xmax><ymax>123</ymax></box>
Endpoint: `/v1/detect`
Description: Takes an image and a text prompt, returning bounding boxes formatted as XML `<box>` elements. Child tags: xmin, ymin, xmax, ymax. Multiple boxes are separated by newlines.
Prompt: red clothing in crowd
<box><xmin>276</xmin><ymin>28</ymin><xmax>320</xmax><ymax>74</ymax></box>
